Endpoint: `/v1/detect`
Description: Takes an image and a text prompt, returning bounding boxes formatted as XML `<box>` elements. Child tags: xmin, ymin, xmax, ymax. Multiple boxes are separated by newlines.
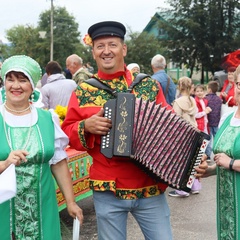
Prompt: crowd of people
<box><xmin>0</xmin><ymin>19</ymin><xmax>239</xmax><ymax>240</ymax></box>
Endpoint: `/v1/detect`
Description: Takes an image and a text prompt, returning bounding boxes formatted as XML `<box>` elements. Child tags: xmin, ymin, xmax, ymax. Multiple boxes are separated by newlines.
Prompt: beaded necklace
<box><xmin>2</xmin><ymin>105</ymin><xmax>33</xmax><ymax>151</ymax></box>
<box><xmin>4</xmin><ymin>103</ymin><xmax>31</xmax><ymax>114</ymax></box>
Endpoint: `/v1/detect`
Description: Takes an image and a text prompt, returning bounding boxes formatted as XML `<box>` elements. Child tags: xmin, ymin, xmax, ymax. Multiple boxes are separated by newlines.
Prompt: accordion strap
<box><xmin>127</xmin><ymin>73</ymin><xmax>149</xmax><ymax>92</ymax></box>
<box><xmin>85</xmin><ymin>73</ymin><xmax>149</xmax><ymax>96</ymax></box>
<box><xmin>164</xmin><ymin>76</ymin><xmax>170</xmax><ymax>98</ymax></box>
<box><xmin>84</xmin><ymin>77</ymin><xmax>117</xmax><ymax>96</ymax></box>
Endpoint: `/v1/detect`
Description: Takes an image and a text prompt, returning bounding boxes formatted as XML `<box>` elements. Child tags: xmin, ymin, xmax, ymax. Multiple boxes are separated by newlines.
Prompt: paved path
<box><xmin>60</xmin><ymin>172</ymin><xmax>217</xmax><ymax>240</ymax></box>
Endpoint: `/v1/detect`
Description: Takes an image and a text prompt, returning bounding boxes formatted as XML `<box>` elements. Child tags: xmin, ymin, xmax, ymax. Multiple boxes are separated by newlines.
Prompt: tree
<box><xmin>4</xmin><ymin>6</ymin><xmax>92</xmax><ymax>70</ymax></box>
<box><xmin>5</xmin><ymin>25</ymin><xmax>40</xmax><ymax>59</ymax></box>
<box><xmin>161</xmin><ymin>0</ymin><xmax>240</xmax><ymax>83</ymax></box>
<box><xmin>38</xmin><ymin>6</ymin><xmax>83</xmax><ymax>68</ymax></box>
<box><xmin>75</xmin><ymin>43</ymin><xmax>96</xmax><ymax>71</ymax></box>
<box><xmin>0</xmin><ymin>41</ymin><xmax>11</xmax><ymax>62</ymax></box>
<box><xmin>125</xmin><ymin>29</ymin><xmax>167</xmax><ymax>74</ymax></box>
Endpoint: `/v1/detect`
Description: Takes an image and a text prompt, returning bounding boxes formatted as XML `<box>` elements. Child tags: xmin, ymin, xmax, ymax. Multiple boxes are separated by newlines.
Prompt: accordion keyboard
<box><xmin>101</xmin><ymin>99</ymin><xmax>116</xmax><ymax>158</ymax></box>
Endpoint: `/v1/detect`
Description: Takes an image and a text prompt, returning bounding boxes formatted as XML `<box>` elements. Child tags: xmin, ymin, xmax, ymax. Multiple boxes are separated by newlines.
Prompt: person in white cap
<box><xmin>127</xmin><ymin>63</ymin><xmax>140</xmax><ymax>74</ymax></box>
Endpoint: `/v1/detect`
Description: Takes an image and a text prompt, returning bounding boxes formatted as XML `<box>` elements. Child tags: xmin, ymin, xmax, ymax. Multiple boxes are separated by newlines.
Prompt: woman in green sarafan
<box><xmin>0</xmin><ymin>55</ymin><xmax>83</xmax><ymax>239</ymax></box>
<box><xmin>204</xmin><ymin>66</ymin><xmax>240</xmax><ymax>240</ymax></box>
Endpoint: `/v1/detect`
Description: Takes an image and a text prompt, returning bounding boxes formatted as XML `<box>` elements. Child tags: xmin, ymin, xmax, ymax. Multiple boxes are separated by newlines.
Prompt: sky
<box><xmin>0</xmin><ymin>0</ymin><xmax>170</xmax><ymax>43</ymax></box>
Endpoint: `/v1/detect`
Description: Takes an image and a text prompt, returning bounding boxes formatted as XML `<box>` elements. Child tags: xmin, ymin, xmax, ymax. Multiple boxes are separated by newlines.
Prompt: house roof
<box><xmin>142</xmin><ymin>11</ymin><xmax>174</xmax><ymax>40</ymax></box>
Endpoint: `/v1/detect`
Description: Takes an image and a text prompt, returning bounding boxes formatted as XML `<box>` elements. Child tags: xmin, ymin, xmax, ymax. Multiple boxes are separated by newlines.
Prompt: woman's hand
<box><xmin>0</xmin><ymin>150</ymin><xmax>28</xmax><ymax>173</ymax></box>
<box><xmin>51</xmin><ymin>159</ymin><xmax>84</xmax><ymax>225</ymax></box>
<box><xmin>66</xmin><ymin>202</ymin><xmax>84</xmax><ymax>225</ymax></box>
<box><xmin>6</xmin><ymin>150</ymin><xmax>29</xmax><ymax>166</ymax></box>
<box><xmin>214</xmin><ymin>153</ymin><xmax>231</xmax><ymax>169</ymax></box>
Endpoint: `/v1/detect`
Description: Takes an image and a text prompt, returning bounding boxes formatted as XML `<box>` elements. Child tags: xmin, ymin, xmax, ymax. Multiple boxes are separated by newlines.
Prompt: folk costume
<box><xmin>213</xmin><ymin>111</ymin><xmax>240</xmax><ymax>240</ymax></box>
<box><xmin>0</xmin><ymin>55</ymin><xmax>69</xmax><ymax>239</ymax></box>
<box><xmin>0</xmin><ymin>106</ymin><xmax>68</xmax><ymax>239</ymax></box>
<box><xmin>63</xmin><ymin>21</ymin><xmax>174</xmax><ymax>240</ymax></box>
<box><xmin>62</xmin><ymin>68</ymin><xmax>171</xmax><ymax>199</ymax></box>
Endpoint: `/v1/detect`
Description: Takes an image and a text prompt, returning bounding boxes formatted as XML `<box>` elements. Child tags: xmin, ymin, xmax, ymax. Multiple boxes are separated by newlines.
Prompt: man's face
<box><xmin>92</xmin><ymin>36</ymin><xmax>127</xmax><ymax>74</ymax></box>
<box><xmin>66</xmin><ymin>59</ymin><xmax>76</xmax><ymax>75</ymax></box>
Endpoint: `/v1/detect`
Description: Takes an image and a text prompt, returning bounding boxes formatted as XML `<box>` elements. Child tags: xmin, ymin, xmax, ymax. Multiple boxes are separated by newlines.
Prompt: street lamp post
<box><xmin>50</xmin><ymin>0</ymin><xmax>53</xmax><ymax>61</ymax></box>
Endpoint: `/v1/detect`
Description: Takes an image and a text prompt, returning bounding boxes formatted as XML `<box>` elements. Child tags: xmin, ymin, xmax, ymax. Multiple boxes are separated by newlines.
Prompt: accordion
<box><xmin>101</xmin><ymin>93</ymin><xmax>210</xmax><ymax>192</ymax></box>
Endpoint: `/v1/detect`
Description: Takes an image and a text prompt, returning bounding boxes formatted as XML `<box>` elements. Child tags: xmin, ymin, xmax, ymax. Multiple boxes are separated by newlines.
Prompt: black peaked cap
<box><xmin>88</xmin><ymin>21</ymin><xmax>126</xmax><ymax>40</ymax></box>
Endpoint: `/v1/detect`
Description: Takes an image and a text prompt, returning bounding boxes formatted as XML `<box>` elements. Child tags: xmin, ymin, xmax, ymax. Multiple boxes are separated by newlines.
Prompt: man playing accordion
<box><xmin>62</xmin><ymin>21</ymin><xmax>208</xmax><ymax>240</ymax></box>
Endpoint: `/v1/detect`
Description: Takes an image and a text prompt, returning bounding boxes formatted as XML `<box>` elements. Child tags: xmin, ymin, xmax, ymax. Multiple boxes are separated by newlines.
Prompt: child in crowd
<box><xmin>168</xmin><ymin>76</ymin><xmax>200</xmax><ymax>198</ymax></box>
<box><xmin>190</xmin><ymin>83</ymin><xmax>195</xmax><ymax>97</ymax></box>
<box><xmin>194</xmin><ymin>84</ymin><xmax>212</xmax><ymax>160</ymax></box>
<box><xmin>204</xmin><ymin>81</ymin><xmax>222</xmax><ymax>161</ymax></box>
<box><xmin>195</xmin><ymin>84</ymin><xmax>212</xmax><ymax>135</ymax></box>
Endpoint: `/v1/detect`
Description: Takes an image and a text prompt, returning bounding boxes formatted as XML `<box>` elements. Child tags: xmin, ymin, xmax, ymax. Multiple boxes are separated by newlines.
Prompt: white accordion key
<box><xmin>101</xmin><ymin>99</ymin><xmax>116</xmax><ymax>158</ymax></box>
<box><xmin>186</xmin><ymin>137</ymin><xmax>210</xmax><ymax>189</ymax></box>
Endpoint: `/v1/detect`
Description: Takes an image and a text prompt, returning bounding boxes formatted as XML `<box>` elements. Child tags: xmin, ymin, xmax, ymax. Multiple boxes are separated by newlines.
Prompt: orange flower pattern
<box><xmin>83</xmin><ymin>34</ymin><xmax>93</xmax><ymax>47</ymax></box>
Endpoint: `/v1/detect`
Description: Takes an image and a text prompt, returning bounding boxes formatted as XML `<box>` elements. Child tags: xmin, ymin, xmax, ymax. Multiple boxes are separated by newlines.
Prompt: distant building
<box><xmin>142</xmin><ymin>11</ymin><xmax>174</xmax><ymax>40</ymax></box>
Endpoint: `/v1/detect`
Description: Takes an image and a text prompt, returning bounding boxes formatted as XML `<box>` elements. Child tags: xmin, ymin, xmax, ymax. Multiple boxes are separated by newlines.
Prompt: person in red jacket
<box><xmin>62</xmin><ymin>21</ymin><xmax>208</xmax><ymax>240</ymax></box>
<box><xmin>195</xmin><ymin>84</ymin><xmax>212</xmax><ymax>135</ymax></box>
<box><xmin>220</xmin><ymin>66</ymin><xmax>237</xmax><ymax>106</ymax></box>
